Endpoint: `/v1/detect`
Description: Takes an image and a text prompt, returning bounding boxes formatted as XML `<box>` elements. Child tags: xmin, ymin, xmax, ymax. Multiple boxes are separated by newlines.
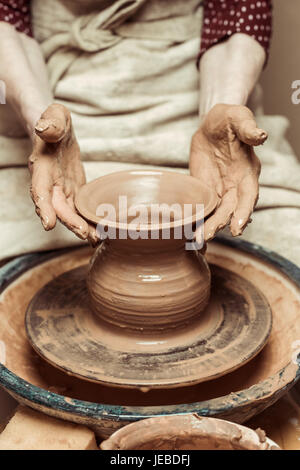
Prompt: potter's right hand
<box><xmin>29</xmin><ymin>104</ymin><xmax>97</xmax><ymax>243</ymax></box>
<box><xmin>190</xmin><ymin>104</ymin><xmax>267</xmax><ymax>243</ymax></box>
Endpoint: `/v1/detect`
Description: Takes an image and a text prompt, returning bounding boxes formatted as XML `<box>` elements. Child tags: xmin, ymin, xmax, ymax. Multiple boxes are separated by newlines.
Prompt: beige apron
<box><xmin>0</xmin><ymin>0</ymin><xmax>299</xmax><ymax>266</ymax></box>
<box><xmin>32</xmin><ymin>0</ymin><xmax>203</xmax><ymax>166</ymax></box>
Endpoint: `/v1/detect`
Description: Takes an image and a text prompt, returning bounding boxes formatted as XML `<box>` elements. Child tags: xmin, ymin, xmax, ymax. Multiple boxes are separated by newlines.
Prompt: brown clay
<box><xmin>248</xmin><ymin>389</ymin><xmax>300</xmax><ymax>450</ymax></box>
<box><xmin>100</xmin><ymin>415</ymin><xmax>279</xmax><ymax>450</ymax></box>
<box><xmin>86</xmin><ymin>240</ymin><xmax>211</xmax><ymax>331</ymax></box>
<box><xmin>75</xmin><ymin>170</ymin><xmax>217</xmax><ymax>331</ymax></box>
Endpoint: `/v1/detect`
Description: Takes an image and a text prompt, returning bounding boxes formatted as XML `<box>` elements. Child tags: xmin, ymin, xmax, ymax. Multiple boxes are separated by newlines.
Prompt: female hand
<box><xmin>29</xmin><ymin>104</ymin><xmax>97</xmax><ymax>243</ymax></box>
<box><xmin>190</xmin><ymin>104</ymin><xmax>267</xmax><ymax>243</ymax></box>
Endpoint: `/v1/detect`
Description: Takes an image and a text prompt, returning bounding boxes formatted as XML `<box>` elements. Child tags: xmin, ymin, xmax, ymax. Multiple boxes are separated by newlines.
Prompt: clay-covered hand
<box><xmin>190</xmin><ymin>104</ymin><xmax>267</xmax><ymax>243</ymax></box>
<box><xmin>29</xmin><ymin>103</ymin><xmax>97</xmax><ymax>243</ymax></box>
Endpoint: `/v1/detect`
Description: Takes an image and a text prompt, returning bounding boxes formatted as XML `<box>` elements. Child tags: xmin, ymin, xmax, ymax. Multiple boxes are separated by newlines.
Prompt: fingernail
<box><xmin>42</xmin><ymin>216</ymin><xmax>49</xmax><ymax>230</ymax></box>
<box><xmin>76</xmin><ymin>227</ymin><xmax>88</xmax><ymax>239</ymax></box>
<box><xmin>35</xmin><ymin>120</ymin><xmax>49</xmax><ymax>133</ymax></box>
<box><xmin>232</xmin><ymin>228</ymin><xmax>242</xmax><ymax>237</ymax></box>
<box><xmin>257</xmin><ymin>130</ymin><xmax>267</xmax><ymax>141</ymax></box>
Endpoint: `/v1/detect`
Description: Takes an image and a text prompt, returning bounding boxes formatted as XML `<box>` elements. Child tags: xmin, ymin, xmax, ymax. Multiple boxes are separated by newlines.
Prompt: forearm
<box><xmin>199</xmin><ymin>33</ymin><xmax>265</xmax><ymax>120</ymax></box>
<box><xmin>0</xmin><ymin>22</ymin><xmax>52</xmax><ymax>138</ymax></box>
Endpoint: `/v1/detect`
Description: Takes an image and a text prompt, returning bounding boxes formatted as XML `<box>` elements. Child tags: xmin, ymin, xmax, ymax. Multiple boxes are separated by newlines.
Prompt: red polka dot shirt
<box><xmin>200</xmin><ymin>0</ymin><xmax>272</xmax><ymax>62</ymax></box>
<box><xmin>0</xmin><ymin>0</ymin><xmax>272</xmax><ymax>62</ymax></box>
<box><xmin>0</xmin><ymin>0</ymin><xmax>32</xmax><ymax>36</ymax></box>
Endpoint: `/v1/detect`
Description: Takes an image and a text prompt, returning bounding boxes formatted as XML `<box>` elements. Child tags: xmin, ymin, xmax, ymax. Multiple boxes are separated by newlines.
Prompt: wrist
<box><xmin>198</xmin><ymin>33</ymin><xmax>264</xmax><ymax>122</ymax></box>
<box><xmin>199</xmin><ymin>88</ymin><xmax>248</xmax><ymax>122</ymax></box>
<box><xmin>17</xmin><ymin>97</ymin><xmax>52</xmax><ymax>141</ymax></box>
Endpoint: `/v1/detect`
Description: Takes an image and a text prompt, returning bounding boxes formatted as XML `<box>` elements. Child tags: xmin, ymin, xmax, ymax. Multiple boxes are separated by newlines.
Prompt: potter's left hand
<box><xmin>28</xmin><ymin>104</ymin><xmax>98</xmax><ymax>243</ymax></box>
<box><xmin>190</xmin><ymin>104</ymin><xmax>267</xmax><ymax>243</ymax></box>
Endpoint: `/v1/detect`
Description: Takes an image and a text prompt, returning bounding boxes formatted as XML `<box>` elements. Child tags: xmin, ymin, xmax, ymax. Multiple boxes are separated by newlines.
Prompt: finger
<box><xmin>52</xmin><ymin>186</ymin><xmax>89</xmax><ymax>239</ymax></box>
<box><xmin>35</xmin><ymin>104</ymin><xmax>70</xmax><ymax>144</ymax></box>
<box><xmin>229</xmin><ymin>106</ymin><xmax>268</xmax><ymax>146</ymax></box>
<box><xmin>237</xmin><ymin>122</ymin><xmax>267</xmax><ymax>147</ymax></box>
<box><xmin>88</xmin><ymin>225</ymin><xmax>100</xmax><ymax>247</ymax></box>
<box><xmin>230</xmin><ymin>172</ymin><xmax>259</xmax><ymax>237</ymax></box>
<box><xmin>200</xmin><ymin>187</ymin><xmax>237</xmax><ymax>242</ymax></box>
<box><xmin>190</xmin><ymin>133</ymin><xmax>223</xmax><ymax>197</ymax></box>
<box><xmin>29</xmin><ymin>156</ymin><xmax>56</xmax><ymax>230</ymax></box>
<box><xmin>66</xmin><ymin>195</ymin><xmax>99</xmax><ymax>246</ymax></box>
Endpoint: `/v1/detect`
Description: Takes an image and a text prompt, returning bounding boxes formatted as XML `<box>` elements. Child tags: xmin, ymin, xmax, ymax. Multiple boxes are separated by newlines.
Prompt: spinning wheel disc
<box><xmin>25</xmin><ymin>264</ymin><xmax>272</xmax><ymax>389</ymax></box>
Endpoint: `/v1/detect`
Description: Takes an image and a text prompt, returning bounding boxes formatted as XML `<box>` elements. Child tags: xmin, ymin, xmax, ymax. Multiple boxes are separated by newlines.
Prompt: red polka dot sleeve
<box><xmin>200</xmin><ymin>0</ymin><xmax>272</xmax><ymax>64</ymax></box>
<box><xmin>0</xmin><ymin>0</ymin><xmax>32</xmax><ymax>36</ymax></box>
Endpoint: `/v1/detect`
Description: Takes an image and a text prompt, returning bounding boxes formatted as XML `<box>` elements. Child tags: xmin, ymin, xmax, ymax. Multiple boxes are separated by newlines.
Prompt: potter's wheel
<box><xmin>1</xmin><ymin>239</ymin><xmax>300</xmax><ymax>437</ymax></box>
<box><xmin>25</xmin><ymin>262</ymin><xmax>272</xmax><ymax>388</ymax></box>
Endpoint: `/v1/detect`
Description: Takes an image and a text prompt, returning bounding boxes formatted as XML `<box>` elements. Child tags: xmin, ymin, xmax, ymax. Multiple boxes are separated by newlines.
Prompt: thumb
<box><xmin>229</xmin><ymin>106</ymin><xmax>268</xmax><ymax>146</ymax></box>
<box><xmin>35</xmin><ymin>104</ymin><xmax>70</xmax><ymax>144</ymax></box>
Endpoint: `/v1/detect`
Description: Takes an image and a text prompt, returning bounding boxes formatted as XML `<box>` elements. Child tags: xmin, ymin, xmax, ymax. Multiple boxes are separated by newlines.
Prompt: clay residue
<box><xmin>255</xmin><ymin>428</ymin><xmax>267</xmax><ymax>443</ymax></box>
<box><xmin>248</xmin><ymin>392</ymin><xmax>300</xmax><ymax>450</ymax></box>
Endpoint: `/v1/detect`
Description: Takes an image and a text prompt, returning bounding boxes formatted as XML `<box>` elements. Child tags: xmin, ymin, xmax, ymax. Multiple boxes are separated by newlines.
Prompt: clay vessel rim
<box><xmin>75</xmin><ymin>169</ymin><xmax>218</xmax><ymax>230</ymax></box>
<box><xmin>100</xmin><ymin>415</ymin><xmax>280</xmax><ymax>450</ymax></box>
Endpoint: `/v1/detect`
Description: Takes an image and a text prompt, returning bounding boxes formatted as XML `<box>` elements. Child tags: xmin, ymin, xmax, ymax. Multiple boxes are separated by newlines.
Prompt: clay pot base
<box><xmin>25</xmin><ymin>263</ymin><xmax>272</xmax><ymax>389</ymax></box>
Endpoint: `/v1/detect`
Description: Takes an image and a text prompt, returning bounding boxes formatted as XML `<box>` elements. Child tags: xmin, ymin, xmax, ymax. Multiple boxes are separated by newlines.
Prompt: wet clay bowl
<box><xmin>100</xmin><ymin>415</ymin><xmax>280</xmax><ymax>450</ymax></box>
<box><xmin>75</xmin><ymin>170</ymin><xmax>218</xmax><ymax>330</ymax></box>
<box><xmin>0</xmin><ymin>238</ymin><xmax>299</xmax><ymax>438</ymax></box>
